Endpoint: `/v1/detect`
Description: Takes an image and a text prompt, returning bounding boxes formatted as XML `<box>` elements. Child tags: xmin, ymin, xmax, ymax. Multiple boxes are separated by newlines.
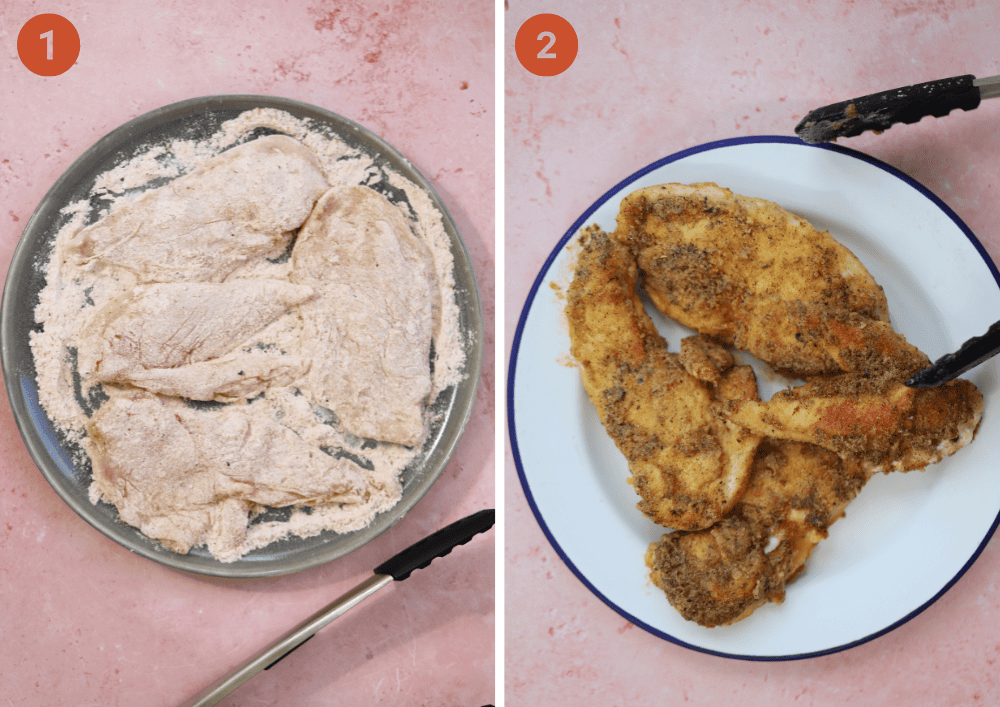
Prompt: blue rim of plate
<box><xmin>507</xmin><ymin>134</ymin><xmax>1000</xmax><ymax>661</ymax></box>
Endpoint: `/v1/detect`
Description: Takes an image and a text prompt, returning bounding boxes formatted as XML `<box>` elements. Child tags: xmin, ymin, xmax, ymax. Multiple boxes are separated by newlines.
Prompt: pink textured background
<box><xmin>505</xmin><ymin>1</ymin><xmax>1000</xmax><ymax>705</ymax></box>
<box><xmin>0</xmin><ymin>2</ymin><xmax>494</xmax><ymax>706</ymax></box>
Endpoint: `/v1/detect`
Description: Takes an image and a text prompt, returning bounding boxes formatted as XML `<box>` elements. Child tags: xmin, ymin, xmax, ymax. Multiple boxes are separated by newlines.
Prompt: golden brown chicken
<box><xmin>565</xmin><ymin>226</ymin><xmax>761</xmax><ymax>530</ymax></box>
<box><xmin>612</xmin><ymin>182</ymin><xmax>983</xmax><ymax>474</ymax></box>
<box><xmin>725</xmin><ymin>375</ymin><xmax>983</xmax><ymax>474</ymax></box>
<box><xmin>573</xmin><ymin>182</ymin><xmax>984</xmax><ymax>627</ymax></box>
<box><xmin>612</xmin><ymin>182</ymin><xmax>891</xmax><ymax>378</ymax></box>
<box><xmin>646</xmin><ymin>439</ymin><xmax>870</xmax><ymax>627</ymax></box>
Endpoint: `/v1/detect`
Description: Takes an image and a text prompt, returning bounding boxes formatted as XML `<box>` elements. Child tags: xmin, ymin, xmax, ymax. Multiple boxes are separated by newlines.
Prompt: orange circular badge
<box><xmin>515</xmin><ymin>14</ymin><xmax>578</xmax><ymax>77</ymax></box>
<box><xmin>18</xmin><ymin>14</ymin><xmax>80</xmax><ymax>77</ymax></box>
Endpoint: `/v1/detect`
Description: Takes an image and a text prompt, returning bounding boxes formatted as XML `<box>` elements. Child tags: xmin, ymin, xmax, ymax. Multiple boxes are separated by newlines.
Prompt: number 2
<box><xmin>536</xmin><ymin>31</ymin><xmax>556</xmax><ymax>59</ymax></box>
<box><xmin>40</xmin><ymin>29</ymin><xmax>53</xmax><ymax>60</ymax></box>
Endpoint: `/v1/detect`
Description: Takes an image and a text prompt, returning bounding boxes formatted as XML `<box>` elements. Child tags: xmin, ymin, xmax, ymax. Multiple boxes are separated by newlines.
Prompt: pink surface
<box><xmin>0</xmin><ymin>2</ymin><xmax>494</xmax><ymax>706</ymax></box>
<box><xmin>505</xmin><ymin>2</ymin><xmax>1000</xmax><ymax>705</ymax></box>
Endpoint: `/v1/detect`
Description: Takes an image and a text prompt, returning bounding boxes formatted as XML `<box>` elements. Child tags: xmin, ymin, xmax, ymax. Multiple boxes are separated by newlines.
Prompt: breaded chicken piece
<box><xmin>565</xmin><ymin>226</ymin><xmax>761</xmax><ymax>530</ymax></box>
<box><xmin>721</xmin><ymin>301</ymin><xmax>981</xmax><ymax>473</ymax></box>
<box><xmin>603</xmin><ymin>182</ymin><xmax>984</xmax><ymax>626</ymax></box>
<box><xmin>679</xmin><ymin>336</ymin><xmax>733</xmax><ymax>385</ymax></box>
<box><xmin>726</xmin><ymin>375</ymin><xmax>983</xmax><ymax>474</ymax></box>
<box><xmin>613</xmin><ymin>182</ymin><xmax>890</xmax><ymax>378</ymax></box>
<box><xmin>646</xmin><ymin>440</ymin><xmax>870</xmax><ymax>627</ymax></box>
<box><xmin>614</xmin><ymin>182</ymin><xmax>983</xmax><ymax>472</ymax></box>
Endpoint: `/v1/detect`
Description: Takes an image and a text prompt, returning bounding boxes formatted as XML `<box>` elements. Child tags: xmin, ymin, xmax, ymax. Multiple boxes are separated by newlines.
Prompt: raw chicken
<box><xmin>291</xmin><ymin>185</ymin><xmax>437</xmax><ymax>446</ymax></box>
<box><xmin>67</xmin><ymin>135</ymin><xmax>329</xmax><ymax>283</ymax></box>
<box><xmin>87</xmin><ymin>392</ymin><xmax>370</xmax><ymax>560</ymax></box>
<box><xmin>81</xmin><ymin>280</ymin><xmax>313</xmax><ymax>380</ymax></box>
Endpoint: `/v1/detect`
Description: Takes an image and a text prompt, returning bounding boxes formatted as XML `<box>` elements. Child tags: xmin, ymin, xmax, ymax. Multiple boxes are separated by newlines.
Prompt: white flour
<box><xmin>30</xmin><ymin>108</ymin><xmax>467</xmax><ymax>562</ymax></box>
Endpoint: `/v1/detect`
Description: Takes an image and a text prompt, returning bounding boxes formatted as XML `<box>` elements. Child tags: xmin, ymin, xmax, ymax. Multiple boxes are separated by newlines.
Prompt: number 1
<box><xmin>536</xmin><ymin>31</ymin><xmax>556</xmax><ymax>59</ymax></box>
<box><xmin>40</xmin><ymin>29</ymin><xmax>53</xmax><ymax>60</ymax></box>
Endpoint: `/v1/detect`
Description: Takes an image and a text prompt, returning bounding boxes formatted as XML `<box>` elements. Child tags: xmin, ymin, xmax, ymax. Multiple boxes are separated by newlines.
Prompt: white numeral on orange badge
<box><xmin>536</xmin><ymin>31</ymin><xmax>556</xmax><ymax>59</ymax></box>
<box><xmin>40</xmin><ymin>29</ymin><xmax>53</xmax><ymax>60</ymax></box>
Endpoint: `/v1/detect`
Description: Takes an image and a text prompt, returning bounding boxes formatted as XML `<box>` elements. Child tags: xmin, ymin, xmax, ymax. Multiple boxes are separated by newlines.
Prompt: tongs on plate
<box><xmin>906</xmin><ymin>322</ymin><xmax>1000</xmax><ymax>389</ymax></box>
<box><xmin>794</xmin><ymin>73</ymin><xmax>1000</xmax><ymax>387</ymax></box>
<box><xmin>795</xmin><ymin>73</ymin><xmax>1000</xmax><ymax>144</ymax></box>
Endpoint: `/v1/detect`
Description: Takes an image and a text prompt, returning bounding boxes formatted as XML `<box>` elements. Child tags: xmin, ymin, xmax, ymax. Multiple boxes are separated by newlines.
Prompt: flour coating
<box><xmin>29</xmin><ymin>109</ymin><xmax>466</xmax><ymax>562</ymax></box>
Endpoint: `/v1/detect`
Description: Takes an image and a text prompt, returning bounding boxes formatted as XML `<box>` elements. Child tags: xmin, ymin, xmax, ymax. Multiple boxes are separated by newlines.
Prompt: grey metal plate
<box><xmin>1</xmin><ymin>95</ymin><xmax>483</xmax><ymax>578</ymax></box>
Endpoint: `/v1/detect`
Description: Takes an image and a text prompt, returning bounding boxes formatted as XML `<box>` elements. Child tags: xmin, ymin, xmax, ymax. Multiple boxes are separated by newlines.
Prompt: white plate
<box><xmin>508</xmin><ymin>136</ymin><xmax>1000</xmax><ymax>659</ymax></box>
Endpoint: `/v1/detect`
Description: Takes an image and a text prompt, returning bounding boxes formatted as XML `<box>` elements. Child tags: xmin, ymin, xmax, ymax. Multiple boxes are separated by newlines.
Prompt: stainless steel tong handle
<box><xmin>179</xmin><ymin>509</ymin><xmax>495</xmax><ymax>707</ymax></box>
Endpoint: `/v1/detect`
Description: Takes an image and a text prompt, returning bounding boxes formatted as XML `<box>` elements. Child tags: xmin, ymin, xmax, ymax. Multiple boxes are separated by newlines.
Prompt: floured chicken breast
<box><xmin>118</xmin><ymin>352</ymin><xmax>308</xmax><ymax>402</ymax></box>
<box><xmin>565</xmin><ymin>226</ymin><xmax>761</xmax><ymax>531</ymax></box>
<box><xmin>66</xmin><ymin>135</ymin><xmax>329</xmax><ymax>283</ymax></box>
<box><xmin>78</xmin><ymin>279</ymin><xmax>312</xmax><ymax>390</ymax></box>
<box><xmin>29</xmin><ymin>117</ymin><xmax>462</xmax><ymax>564</ymax></box>
<box><xmin>87</xmin><ymin>392</ymin><xmax>372</xmax><ymax>562</ymax></box>
<box><xmin>291</xmin><ymin>185</ymin><xmax>438</xmax><ymax>446</ymax></box>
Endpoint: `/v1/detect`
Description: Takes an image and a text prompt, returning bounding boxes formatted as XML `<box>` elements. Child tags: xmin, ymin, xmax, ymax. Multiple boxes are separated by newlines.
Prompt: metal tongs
<box><xmin>179</xmin><ymin>509</ymin><xmax>495</xmax><ymax>707</ymax></box>
<box><xmin>905</xmin><ymin>322</ymin><xmax>1000</xmax><ymax>388</ymax></box>
<box><xmin>795</xmin><ymin>73</ymin><xmax>1000</xmax><ymax>144</ymax></box>
<box><xmin>795</xmin><ymin>73</ymin><xmax>1000</xmax><ymax>387</ymax></box>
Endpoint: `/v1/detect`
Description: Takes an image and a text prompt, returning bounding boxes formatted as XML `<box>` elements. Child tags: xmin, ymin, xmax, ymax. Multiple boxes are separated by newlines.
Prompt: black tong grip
<box><xmin>797</xmin><ymin>74</ymin><xmax>981</xmax><ymax>142</ymax></box>
<box><xmin>906</xmin><ymin>319</ymin><xmax>1000</xmax><ymax>388</ymax></box>
<box><xmin>374</xmin><ymin>509</ymin><xmax>495</xmax><ymax>582</ymax></box>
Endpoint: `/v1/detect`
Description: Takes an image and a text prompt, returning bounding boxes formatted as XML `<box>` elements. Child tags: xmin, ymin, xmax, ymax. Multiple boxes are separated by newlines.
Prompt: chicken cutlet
<box><xmin>76</xmin><ymin>280</ymin><xmax>314</xmax><ymax>402</ymax></box>
<box><xmin>67</xmin><ymin>135</ymin><xmax>329</xmax><ymax>283</ymax></box>
<box><xmin>646</xmin><ymin>439</ymin><xmax>869</xmax><ymax>627</ymax></box>
<box><xmin>565</xmin><ymin>226</ymin><xmax>761</xmax><ymax>530</ymax></box>
<box><xmin>612</xmin><ymin>182</ymin><xmax>890</xmax><ymax>378</ymax></box>
<box><xmin>613</xmin><ymin>181</ymin><xmax>983</xmax><ymax>473</ymax></box>
<box><xmin>726</xmin><ymin>374</ymin><xmax>983</xmax><ymax>474</ymax></box>
<box><xmin>598</xmin><ymin>181</ymin><xmax>984</xmax><ymax>626</ymax></box>
<box><xmin>87</xmin><ymin>391</ymin><xmax>370</xmax><ymax>561</ymax></box>
<box><xmin>291</xmin><ymin>185</ymin><xmax>438</xmax><ymax>447</ymax></box>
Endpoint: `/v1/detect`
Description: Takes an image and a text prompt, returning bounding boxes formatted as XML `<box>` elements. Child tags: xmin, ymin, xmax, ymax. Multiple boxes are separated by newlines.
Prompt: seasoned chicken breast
<box><xmin>565</xmin><ymin>226</ymin><xmax>761</xmax><ymax>531</ymax></box>
<box><xmin>613</xmin><ymin>181</ymin><xmax>983</xmax><ymax>474</ymax></box>
<box><xmin>725</xmin><ymin>375</ymin><xmax>983</xmax><ymax>474</ymax></box>
<box><xmin>647</xmin><ymin>439</ymin><xmax>869</xmax><ymax>627</ymax></box>
<box><xmin>607</xmin><ymin>182</ymin><xmax>984</xmax><ymax>625</ymax></box>
<box><xmin>613</xmin><ymin>182</ymin><xmax>890</xmax><ymax>378</ymax></box>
